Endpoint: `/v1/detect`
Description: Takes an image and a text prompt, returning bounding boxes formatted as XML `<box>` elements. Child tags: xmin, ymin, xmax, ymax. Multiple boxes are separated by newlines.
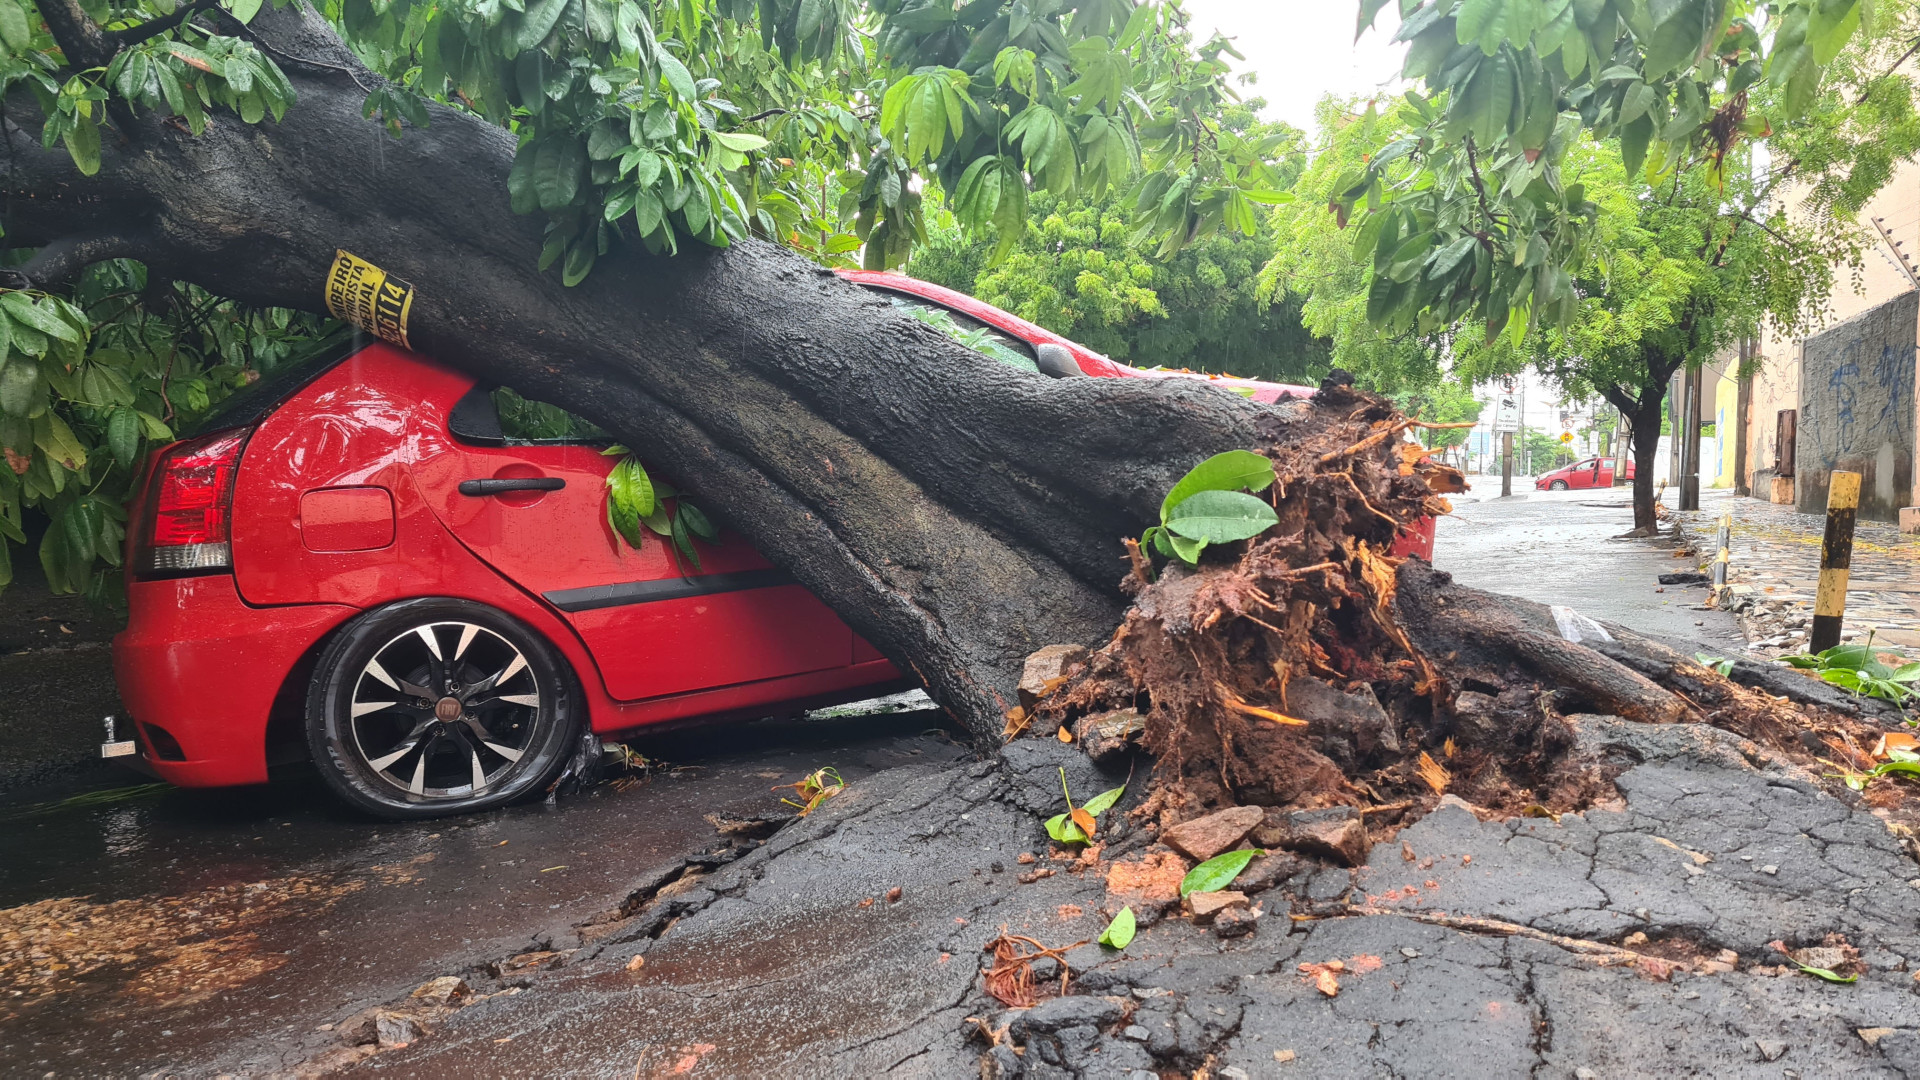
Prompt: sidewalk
<box><xmin>1671</xmin><ymin>488</ymin><xmax>1920</xmax><ymax>656</ymax></box>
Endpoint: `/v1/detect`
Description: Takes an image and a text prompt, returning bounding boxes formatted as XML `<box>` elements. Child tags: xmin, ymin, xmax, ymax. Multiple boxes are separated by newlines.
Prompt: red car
<box><xmin>1535</xmin><ymin>456</ymin><xmax>1636</xmax><ymax>491</ymax></box>
<box><xmin>113</xmin><ymin>273</ymin><xmax>1428</xmax><ymax>819</ymax></box>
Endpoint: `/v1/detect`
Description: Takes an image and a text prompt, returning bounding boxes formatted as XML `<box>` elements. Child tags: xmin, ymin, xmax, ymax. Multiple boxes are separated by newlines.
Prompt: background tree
<box><xmin>1286</xmin><ymin>0</ymin><xmax>1920</xmax><ymax>530</ymax></box>
<box><xmin>907</xmin><ymin>100</ymin><xmax>1331</xmax><ymax>382</ymax></box>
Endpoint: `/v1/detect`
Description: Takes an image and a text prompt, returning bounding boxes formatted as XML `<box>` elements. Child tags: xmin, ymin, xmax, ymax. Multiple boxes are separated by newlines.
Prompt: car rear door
<box><xmin>409</xmin><ymin>384</ymin><xmax>853</xmax><ymax>701</ymax></box>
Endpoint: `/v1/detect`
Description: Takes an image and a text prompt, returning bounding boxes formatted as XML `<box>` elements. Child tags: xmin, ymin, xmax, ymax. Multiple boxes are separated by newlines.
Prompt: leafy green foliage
<box><xmin>1097</xmin><ymin>905</ymin><xmax>1136</xmax><ymax>948</ymax></box>
<box><xmin>1779</xmin><ymin>638</ymin><xmax>1920</xmax><ymax>707</ymax></box>
<box><xmin>1178</xmin><ymin>847</ymin><xmax>1260</xmax><ymax>897</ymax></box>
<box><xmin>600</xmin><ymin>444</ymin><xmax>718</xmax><ymax>568</ymax></box>
<box><xmin>1341</xmin><ymin>0</ymin><xmax>1890</xmax><ymax>345</ymax></box>
<box><xmin>0</xmin><ymin>264</ymin><xmax>334</xmax><ymax>599</ymax></box>
<box><xmin>1140</xmin><ymin>449</ymin><xmax>1277</xmax><ymax>567</ymax></box>
<box><xmin>913</xmin><ymin>141</ymin><xmax>1333</xmax><ymax>384</ymax></box>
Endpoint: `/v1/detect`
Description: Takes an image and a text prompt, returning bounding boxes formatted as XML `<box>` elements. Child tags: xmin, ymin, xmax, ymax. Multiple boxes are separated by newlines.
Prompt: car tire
<box><xmin>1550</xmin><ymin>480</ymin><xmax>1568</xmax><ymax>490</ymax></box>
<box><xmin>306</xmin><ymin>597</ymin><xmax>581</xmax><ymax>819</ymax></box>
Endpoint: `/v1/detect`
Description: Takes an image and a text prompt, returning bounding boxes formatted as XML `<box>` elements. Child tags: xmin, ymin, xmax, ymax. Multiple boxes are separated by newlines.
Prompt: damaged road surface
<box><xmin>348</xmin><ymin>726</ymin><xmax>1920</xmax><ymax>1078</ymax></box>
<box><xmin>0</xmin><ymin>709</ymin><xmax>964</xmax><ymax>1076</ymax></box>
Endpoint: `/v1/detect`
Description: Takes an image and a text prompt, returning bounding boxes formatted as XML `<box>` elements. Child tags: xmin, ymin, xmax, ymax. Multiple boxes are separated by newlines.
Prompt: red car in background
<box><xmin>1535</xmin><ymin>456</ymin><xmax>1636</xmax><ymax>491</ymax></box>
<box><xmin>113</xmin><ymin>273</ymin><xmax>1430</xmax><ymax>819</ymax></box>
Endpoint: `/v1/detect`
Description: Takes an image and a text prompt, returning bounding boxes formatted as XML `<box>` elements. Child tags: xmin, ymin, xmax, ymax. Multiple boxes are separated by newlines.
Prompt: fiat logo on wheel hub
<box><xmin>434</xmin><ymin>696</ymin><xmax>463</xmax><ymax>722</ymax></box>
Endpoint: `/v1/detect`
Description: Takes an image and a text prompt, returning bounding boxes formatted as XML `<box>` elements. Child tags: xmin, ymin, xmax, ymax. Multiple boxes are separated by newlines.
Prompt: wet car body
<box><xmin>114</xmin><ymin>273</ymin><xmax>1429</xmax><ymax>817</ymax></box>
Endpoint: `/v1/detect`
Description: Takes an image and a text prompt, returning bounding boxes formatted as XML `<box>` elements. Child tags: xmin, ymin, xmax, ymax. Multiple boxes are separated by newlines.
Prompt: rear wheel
<box><xmin>306</xmin><ymin>598</ymin><xmax>579</xmax><ymax>819</ymax></box>
<box><xmin>1550</xmin><ymin>480</ymin><xmax>1569</xmax><ymax>490</ymax></box>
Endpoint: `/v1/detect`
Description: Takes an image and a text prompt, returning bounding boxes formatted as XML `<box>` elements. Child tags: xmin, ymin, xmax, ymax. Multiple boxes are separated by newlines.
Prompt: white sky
<box><xmin>1181</xmin><ymin>0</ymin><xmax>1410</xmax><ymax>133</ymax></box>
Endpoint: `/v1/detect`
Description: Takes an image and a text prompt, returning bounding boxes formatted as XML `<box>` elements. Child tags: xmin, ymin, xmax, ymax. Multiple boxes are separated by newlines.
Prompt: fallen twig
<box><xmin>1347</xmin><ymin>906</ymin><xmax>1676</xmax><ymax>971</ymax></box>
<box><xmin>981</xmin><ymin>929</ymin><xmax>1090</xmax><ymax>1007</ymax></box>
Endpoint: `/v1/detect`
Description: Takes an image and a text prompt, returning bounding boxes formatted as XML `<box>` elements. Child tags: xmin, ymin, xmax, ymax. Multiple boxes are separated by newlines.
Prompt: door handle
<box><xmin>459</xmin><ymin>477</ymin><xmax>566</xmax><ymax>496</ymax></box>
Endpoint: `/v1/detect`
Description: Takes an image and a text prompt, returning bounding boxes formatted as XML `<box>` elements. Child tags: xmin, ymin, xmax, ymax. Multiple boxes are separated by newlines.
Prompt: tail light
<box><xmin>136</xmin><ymin>429</ymin><xmax>250</xmax><ymax>575</ymax></box>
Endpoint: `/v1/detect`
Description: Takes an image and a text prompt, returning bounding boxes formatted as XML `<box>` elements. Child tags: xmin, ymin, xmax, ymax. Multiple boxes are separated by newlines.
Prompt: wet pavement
<box><xmin>0</xmin><ymin>708</ymin><xmax>966</xmax><ymax>1076</ymax></box>
<box><xmin>1436</xmin><ymin>480</ymin><xmax>1746</xmax><ymax>649</ymax></box>
<box><xmin>1672</xmin><ymin>489</ymin><xmax>1920</xmax><ymax>657</ymax></box>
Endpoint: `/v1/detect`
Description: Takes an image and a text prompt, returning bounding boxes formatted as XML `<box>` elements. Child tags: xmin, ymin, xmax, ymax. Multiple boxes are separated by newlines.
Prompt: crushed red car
<box><xmin>113</xmin><ymin>273</ymin><xmax>1435</xmax><ymax>817</ymax></box>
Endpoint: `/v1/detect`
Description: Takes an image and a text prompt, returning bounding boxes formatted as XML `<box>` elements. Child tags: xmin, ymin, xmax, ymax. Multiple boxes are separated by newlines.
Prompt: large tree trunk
<box><xmin>1628</xmin><ymin>392</ymin><xmax>1665</xmax><ymax>535</ymax></box>
<box><xmin>5</xmin><ymin>2</ymin><xmax>1280</xmax><ymax>742</ymax></box>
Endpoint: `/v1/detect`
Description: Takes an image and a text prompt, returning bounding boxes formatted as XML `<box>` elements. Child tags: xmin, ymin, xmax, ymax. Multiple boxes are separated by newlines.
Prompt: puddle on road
<box><xmin>0</xmin><ymin>856</ymin><xmax>432</xmax><ymax>1021</ymax></box>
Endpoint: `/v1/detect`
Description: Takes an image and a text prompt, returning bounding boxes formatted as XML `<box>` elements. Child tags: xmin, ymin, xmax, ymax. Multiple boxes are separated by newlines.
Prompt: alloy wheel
<box><xmin>346</xmin><ymin>620</ymin><xmax>545</xmax><ymax>800</ymax></box>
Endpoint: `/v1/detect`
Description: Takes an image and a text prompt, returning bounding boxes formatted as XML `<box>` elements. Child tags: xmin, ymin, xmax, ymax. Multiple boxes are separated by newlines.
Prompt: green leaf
<box><xmin>658</xmin><ymin>50</ymin><xmax>696</xmax><ymax>101</ymax></box>
<box><xmin>533</xmin><ymin>138</ymin><xmax>584</xmax><ymax>213</ymax></box>
<box><xmin>1165</xmin><ymin>490</ymin><xmax>1280</xmax><ymax>545</ymax></box>
<box><xmin>1820</xmin><ymin>643</ymin><xmax>1873</xmax><ymax>671</ymax></box>
<box><xmin>1891</xmin><ymin>663</ymin><xmax>1920</xmax><ymax>684</ymax></box>
<box><xmin>1167</xmin><ymin>534</ymin><xmax>1206</xmax><ymax>564</ymax></box>
<box><xmin>1081</xmin><ymin>785</ymin><xmax>1126</xmax><ymax>817</ymax></box>
<box><xmin>106</xmin><ymin>408</ymin><xmax>140</xmax><ymax>469</ymax></box>
<box><xmin>0</xmin><ymin>294</ymin><xmax>81</xmax><ymax>343</ymax></box>
<box><xmin>0</xmin><ymin>357</ymin><xmax>35</xmax><ymax>418</ymax></box>
<box><xmin>1780</xmin><ymin>955</ymin><xmax>1858</xmax><ymax>984</ymax></box>
<box><xmin>517</xmin><ymin>0</ymin><xmax>570</xmax><ymax>49</ymax></box>
<box><xmin>1098</xmin><ymin>906</ymin><xmax>1136</xmax><ymax>949</ymax></box>
<box><xmin>678</xmin><ymin>501</ymin><xmax>718</xmax><ymax>541</ymax></box>
<box><xmin>226</xmin><ymin>0</ymin><xmax>264</xmax><ymax>24</ymax></box>
<box><xmin>1159</xmin><ymin>450</ymin><xmax>1275</xmax><ymax>522</ymax></box>
<box><xmin>0</xmin><ymin>0</ymin><xmax>29</xmax><ymax>54</ymax></box>
<box><xmin>1179</xmin><ymin>848</ymin><xmax>1261</xmax><ymax>897</ymax></box>
<box><xmin>1045</xmin><ymin>812</ymin><xmax>1090</xmax><ymax>844</ymax></box>
<box><xmin>711</xmin><ymin>131</ymin><xmax>768</xmax><ymax>153</ymax></box>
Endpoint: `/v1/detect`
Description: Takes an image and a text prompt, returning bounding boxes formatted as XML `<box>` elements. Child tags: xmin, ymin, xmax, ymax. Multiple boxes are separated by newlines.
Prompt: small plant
<box><xmin>1098</xmin><ymin>907</ymin><xmax>1137</xmax><ymax>949</ymax></box>
<box><xmin>776</xmin><ymin>767</ymin><xmax>845</xmax><ymax>816</ymax></box>
<box><xmin>1179</xmin><ymin>848</ymin><xmax>1263</xmax><ymax>897</ymax></box>
<box><xmin>1694</xmin><ymin>653</ymin><xmax>1736</xmax><ymax>677</ymax></box>
<box><xmin>1139</xmin><ymin>450</ymin><xmax>1280</xmax><ymax>567</ymax></box>
<box><xmin>602</xmin><ymin>445</ymin><xmax>720</xmax><ymax>569</ymax></box>
<box><xmin>1778</xmin><ymin>638</ymin><xmax>1920</xmax><ymax>707</ymax></box>
<box><xmin>1044</xmin><ymin>767</ymin><xmax>1125</xmax><ymax>845</ymax></box>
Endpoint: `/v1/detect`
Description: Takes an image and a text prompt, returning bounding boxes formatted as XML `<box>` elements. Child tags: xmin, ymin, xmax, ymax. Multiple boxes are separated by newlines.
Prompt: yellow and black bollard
<box><xmin>1810</xmin><ymin>471</ymin><xmax>1861</xmax><ymax>652</ymax></box>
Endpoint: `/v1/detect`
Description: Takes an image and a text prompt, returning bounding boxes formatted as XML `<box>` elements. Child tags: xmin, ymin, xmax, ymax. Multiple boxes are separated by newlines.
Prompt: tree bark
<box><xmin>4</xmin><ymin>2</ymin><xmax>1285</xmax><ymax>742</ymax></box>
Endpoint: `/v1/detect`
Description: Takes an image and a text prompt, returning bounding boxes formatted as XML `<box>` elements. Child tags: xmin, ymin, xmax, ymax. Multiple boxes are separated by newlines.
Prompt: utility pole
<box><xmin>1734</xmin><ymin>337</ymin><xmax>1752</xmax><ymax>496</ymax></box>
<box><xmin>1680</xmin><ymin>365</ymin><xmax>1703</xmax><ymax>511</ymax></box>
<box><xmin>1502</xmin><ymin>431</ymin><xmax>1513</xmax><ymax>496</ymax></box>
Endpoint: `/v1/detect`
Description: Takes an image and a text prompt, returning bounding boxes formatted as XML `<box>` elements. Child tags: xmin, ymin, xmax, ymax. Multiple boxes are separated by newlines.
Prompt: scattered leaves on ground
<box><xmin>1099</xmin><ymin>907</ymin><xmax>1137</xmax><ymax>949</ymax></box>
<box><xmin>775</xmin><ymin>767</ymin><xmax>844</xmax><ymax>816</ymax></box>
<box><xmin>1179</xmin><ymin>848</ymin><xmax>1261</xmax><ymax>897</ymax></box>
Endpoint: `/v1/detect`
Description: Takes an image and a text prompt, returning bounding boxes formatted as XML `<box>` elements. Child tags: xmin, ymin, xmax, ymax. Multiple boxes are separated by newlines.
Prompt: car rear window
<box><xmin>871</xmin><ymin>290</ymin><xmax>1039</xmax><ymax>373</ymax></box>
<box><xmin>185</xmin><ymin>328</ymin><xmax>364</xmax><ymax>437</ymax></box>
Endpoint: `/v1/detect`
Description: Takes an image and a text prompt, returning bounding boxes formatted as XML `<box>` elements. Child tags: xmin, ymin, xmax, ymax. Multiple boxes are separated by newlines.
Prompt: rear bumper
<box><xmin>113</xmin><ymin>575</ymin><xmax>354</xmax><ymax>787</ymax></box>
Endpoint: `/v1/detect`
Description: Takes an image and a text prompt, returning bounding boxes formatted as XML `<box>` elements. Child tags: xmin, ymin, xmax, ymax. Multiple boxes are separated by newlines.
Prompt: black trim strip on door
<box><xmin>542</xmin><ymin>568</ymin><xmax>796</xmax><ymax>612</ymax></box>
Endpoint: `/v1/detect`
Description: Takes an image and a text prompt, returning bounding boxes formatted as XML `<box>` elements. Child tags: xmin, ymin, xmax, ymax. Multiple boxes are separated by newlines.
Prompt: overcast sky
<box><xmin>1181</xmin><ymin>0</ymin><xmax>1410</xmax><ymax>133</ymax></box>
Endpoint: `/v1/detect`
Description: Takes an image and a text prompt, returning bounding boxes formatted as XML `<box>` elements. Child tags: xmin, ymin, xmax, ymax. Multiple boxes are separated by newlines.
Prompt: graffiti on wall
<box><xmin>1797</xmin><ymin>290</ymin><xmax>1918</xmax><ymax>521</ymax></box>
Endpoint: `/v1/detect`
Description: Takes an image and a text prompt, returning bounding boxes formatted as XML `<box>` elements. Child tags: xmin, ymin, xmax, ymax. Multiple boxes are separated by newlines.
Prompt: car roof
<box><xmin>835</xmin><ymin>269</ymin><xmax>1317</xmax><ymax>400</ymax></box>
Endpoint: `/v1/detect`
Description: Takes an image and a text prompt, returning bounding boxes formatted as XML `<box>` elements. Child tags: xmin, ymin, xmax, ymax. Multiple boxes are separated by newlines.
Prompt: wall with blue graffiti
<box><xmin>1796</xmin><ymin>290</ymin><xmax>1918</xmax><ymax>521</ymax></box>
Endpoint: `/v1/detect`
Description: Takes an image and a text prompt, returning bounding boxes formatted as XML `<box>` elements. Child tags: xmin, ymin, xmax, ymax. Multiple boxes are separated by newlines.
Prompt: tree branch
<box><xmin>35</xmin><ymin>0</ymin><xmax>112</xmax><ymax>70</ymax></box>
<box><xmin>12</xmin><ymin>231</ymin><xmax>156</xmax><ymax>289</ymax></box>
<box><xmin>1858</xmin><ymin>36</ymin><xmax>1920</xmax><ymax>104</ymax></box>
<box><xmin>107</xmin><ymin>0</ymin><xmax>221</xmax><ymax>51</ymax></box>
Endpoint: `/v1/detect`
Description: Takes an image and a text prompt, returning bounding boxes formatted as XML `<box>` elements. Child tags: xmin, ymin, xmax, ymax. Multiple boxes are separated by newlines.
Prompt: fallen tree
<box><xmin>6</xmin><ymin>1</ymin><xmax>1292</xmax><ymax>742</ymax></box>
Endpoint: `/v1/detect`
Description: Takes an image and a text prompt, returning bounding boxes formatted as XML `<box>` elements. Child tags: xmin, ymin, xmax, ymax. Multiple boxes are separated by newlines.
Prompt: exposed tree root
<box><xmin>1035</xmin><ymin>376</ymin><xmax>1907</xmax><ymax>842</ymax></box>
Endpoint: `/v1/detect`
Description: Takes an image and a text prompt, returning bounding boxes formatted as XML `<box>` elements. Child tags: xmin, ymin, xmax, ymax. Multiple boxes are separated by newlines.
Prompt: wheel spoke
<box><xmin>496</xmin><ymin>692</ymin><xmax>539</xmax><ymax>707</ymax></box>
<box><xmin>365</xmin><ymin>659</ymin><xmax>400</xmax><ymax>691</ymax></box>
<box><xmin>367</xmin><ymin>739</ymin><xmax>419</xmax><ymax>771</ymax></box>
<box><xmin>454</xmin><ymin>624</ymin><xmax>480</xmax><ymax>660</ymax></box>
<box><xmin>416</xmin><ymin>625</ymin><xmax>443</xmax><ymax>659</ymax></box>
<box><xmin>352</xmin><ymin>699</ymin><xmax>399</xmax><ymax>718</ymax></box>
<box><xmin>470</xmin><ymin>747</ymin><xmax>488</xmax><ymax>790</ymax></box>
<box><xmin>409</xmin><ymin>749</ymin><xmax>428</xmax><ymax>794</ymax></box>
<box><xmin>483</xmin><ymin>741</ymin><xmax>524</xmax><ymax>763</ymax></box>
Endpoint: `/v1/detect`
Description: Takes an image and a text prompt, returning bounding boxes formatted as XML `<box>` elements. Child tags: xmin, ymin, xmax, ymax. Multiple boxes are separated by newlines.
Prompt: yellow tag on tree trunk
<box><xmin>324</xmin><ymin>250</ymin><xmax>414</xmax><ymax>348</ymax></box>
